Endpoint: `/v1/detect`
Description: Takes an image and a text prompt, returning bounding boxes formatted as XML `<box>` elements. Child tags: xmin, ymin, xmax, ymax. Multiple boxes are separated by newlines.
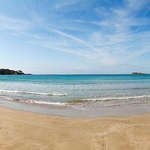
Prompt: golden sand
<box><xmin>0</xmin><ymin>105</ymin><xmax>150</xmax><ymax>150</ymax></box>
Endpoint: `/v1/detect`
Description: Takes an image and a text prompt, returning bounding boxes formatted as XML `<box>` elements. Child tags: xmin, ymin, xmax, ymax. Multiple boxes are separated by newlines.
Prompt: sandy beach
<box><xmin>0</xmin><ymin>106</ymin><xmax>150</xmax><ymax>150</ymax></box>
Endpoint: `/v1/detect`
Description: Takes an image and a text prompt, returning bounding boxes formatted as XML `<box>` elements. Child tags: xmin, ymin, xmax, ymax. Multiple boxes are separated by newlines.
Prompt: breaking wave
<box><xmin>0</xmin><ymin>96</ymin><xmax>66</xmax><ymax>106</ymax></box>
<box><xmin>0</xmin><ymin>94</ymin><xmax>150</xmax><ymax>110</ymax></box>
<box><xmin>66</xmin><ymin>95</ymin><xmax>150</xmax><ymax>103</ymax></box>
<box><xmin>0</xmin><ymin>90</ymin><xmax>67</xmax><ymax>96</ymax></box>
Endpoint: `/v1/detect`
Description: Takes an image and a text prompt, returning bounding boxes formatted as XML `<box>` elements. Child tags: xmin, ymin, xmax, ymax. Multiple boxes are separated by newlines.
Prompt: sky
<box><xmin>0</xmin><ymin>0</ymin><xmax>150</xmax><ymax>74</ymax></box>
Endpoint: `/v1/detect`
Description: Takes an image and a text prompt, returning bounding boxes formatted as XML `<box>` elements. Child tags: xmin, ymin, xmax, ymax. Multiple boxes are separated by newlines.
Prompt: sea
<box><xmin>0</xmin><ymin>74</ymin><xmax>150</xmax><ymax>117</ymax></box>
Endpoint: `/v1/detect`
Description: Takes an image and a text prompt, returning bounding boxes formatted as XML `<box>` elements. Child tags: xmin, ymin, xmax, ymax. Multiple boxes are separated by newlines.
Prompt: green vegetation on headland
<box><xmin>132</xmin><ymin>72</ymin><xmax>147</xmax><ymax>75</ymax></box>
<box><xmin>0</xmin><ymin>69</ymin><xmax>31</xmax><ymax>75</ymax></box>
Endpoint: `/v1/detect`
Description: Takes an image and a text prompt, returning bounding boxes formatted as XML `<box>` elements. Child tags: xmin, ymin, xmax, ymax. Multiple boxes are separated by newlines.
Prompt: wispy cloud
<box><xmin>47</xmin><ymin>28</ymin><xmax>86</xmax><ymax>43</ymax></box>
<box><xmin>1</xmin><ymin>0</ymin><xmax>150</xmax><ymax>68</ymax></box>
<box><xmin>0</xmin><ymin>14</ymin><xmax>32</xmax><ymax>31</ymax></box>
<box><xmin>127</xmin><ymin>0</ymin><xmax>150</xmax><ymax>10</ymax></box>
<box><xmin>86</xmin><ymin>0</ymin><xmax>150</xmax><ymax>65</ymax></box>
<box><xmin>0</xmin><ymin>15</ymin><xmax>30</xmax><ymax>24</ymax></box>
<box><xmin>53</xmin><ymin>0</ymin><xmax>82</xmax><ymax>9</ymax></box>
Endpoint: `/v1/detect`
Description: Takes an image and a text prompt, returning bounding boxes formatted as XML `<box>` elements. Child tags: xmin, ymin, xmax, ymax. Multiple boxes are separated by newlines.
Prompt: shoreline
<box><xmin>1</xmin><ymin>97</ymin><xmax>150</xmax><ymax>117</ymax></box>
<box><xmin>0</xmin><ymin>105</ymin><xmax>150</xmax><ymax>149</ymax></box>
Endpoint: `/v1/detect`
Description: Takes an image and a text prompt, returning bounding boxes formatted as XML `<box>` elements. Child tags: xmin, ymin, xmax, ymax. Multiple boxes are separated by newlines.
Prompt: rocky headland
<box><xmin>0</xmin><ymin>69</ymin><xmax>31</xmax><ymax>75</ymax></box>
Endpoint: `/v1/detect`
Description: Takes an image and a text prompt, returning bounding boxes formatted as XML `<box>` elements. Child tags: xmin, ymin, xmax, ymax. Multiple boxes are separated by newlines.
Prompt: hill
<box><xmin>0</xmin><ymin>69</ymin><xmax>26</xmax><ymax>75</ymax></box>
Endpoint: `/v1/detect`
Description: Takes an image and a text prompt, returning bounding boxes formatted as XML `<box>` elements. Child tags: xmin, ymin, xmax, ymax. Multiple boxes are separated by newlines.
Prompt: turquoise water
<box><xmin>0</xmin><ymin>74</ymin><xmax>150</xmax><ymax>110</ymax></box>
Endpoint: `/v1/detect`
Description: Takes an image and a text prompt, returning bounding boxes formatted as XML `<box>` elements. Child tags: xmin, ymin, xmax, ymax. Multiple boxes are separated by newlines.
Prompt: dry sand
<box><xmin>0</xmin><ymin>105</ymin><xmax>150</xmax><ymax>150</ymax></box>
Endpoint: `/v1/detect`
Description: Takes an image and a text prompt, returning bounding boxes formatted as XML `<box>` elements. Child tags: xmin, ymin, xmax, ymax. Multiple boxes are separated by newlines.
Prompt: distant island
<box><xmin>0</xmin><ymin>69</ymin><xmax>31</xmax><ymax>75</ymax></box>
<box><xmin>132</xmin><ymin>72</ymin><xmax>147</xmax><ymax>75</ymax></box>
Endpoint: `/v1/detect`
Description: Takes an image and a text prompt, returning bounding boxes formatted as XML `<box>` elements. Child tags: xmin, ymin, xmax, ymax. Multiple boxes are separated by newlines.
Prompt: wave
<box><xmin>0</xmin><ymin>96</ymin><xmax>66</xmax><ymax>106</ymax></box>
<box><xmin>0</xmin><ymin>90</ymin><xmax>67</xmax><ymax>96</ymax></box>
<box><xmin>1</xmin><ymin>95</ymin><xmax>150</xmax><ymax>110</ymax></box>
<box><xmin>130</xmin><ymin>87</ymin><xmax>150</xmax><ymax>90</ymax></box>
<box><xmin>86</xmin><ymin>95</ymin><xmax>150</xmax><ymax>101</ymax></box>
<box><xmin>66</xmin><ymin>95</ymin><xmax>150</xmax><ymax>103</ymax></box>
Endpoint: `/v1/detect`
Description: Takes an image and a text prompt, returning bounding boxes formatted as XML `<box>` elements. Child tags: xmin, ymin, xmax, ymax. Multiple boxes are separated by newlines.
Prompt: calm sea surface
<box><xmin>0</xmin><ymin>74</ymin><xmax>150</xmax><ymax>116</ymax></box>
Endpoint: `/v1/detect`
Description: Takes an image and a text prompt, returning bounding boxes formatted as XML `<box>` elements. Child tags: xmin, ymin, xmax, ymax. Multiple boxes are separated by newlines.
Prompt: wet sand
<box><xmin>0</xmin><ymin>105</ymin><xmax>150</xmax><ymax>150</ymax></box>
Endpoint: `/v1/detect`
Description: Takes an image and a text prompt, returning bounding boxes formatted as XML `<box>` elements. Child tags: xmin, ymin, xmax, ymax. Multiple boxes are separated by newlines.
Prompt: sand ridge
<box><xmin>0</xmin><ymin>106</ymin><xmax>150</xmax><ymax>150</ymax></box>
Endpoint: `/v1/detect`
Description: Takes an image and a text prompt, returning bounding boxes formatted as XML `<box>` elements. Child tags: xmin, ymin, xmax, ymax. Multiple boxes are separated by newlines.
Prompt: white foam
<box><xmin>32</xmin><ymin>100</ymin><xmax>66</xmax><ymax>106</ymax></box>
<box><xmin>84</xmin><ymin>95</ymin><xmax>150</xmax><ymax>101</ymax></box>
<box><xmin>0</xmin><ymin>90</ymin><xmax>21</xmax><ymax>93</ymax></box>
<box><xmin>0</xmin><ymin>96</ymin><xmax>66</xmax><ymax>106</ymax></box>
<box><xmin>0</xmin><ymin>90</ymin><xmax>67</xmax><ymax>96</ymax></box>
<box><xmin>0</xmin><ymin>96</ymin><xmax>13</xmax><ymax>101</ymax></box>
<box><xmin>24</xmin><ymin>92</ymin><xmax>67</xmax><ymax>96</ymax></box>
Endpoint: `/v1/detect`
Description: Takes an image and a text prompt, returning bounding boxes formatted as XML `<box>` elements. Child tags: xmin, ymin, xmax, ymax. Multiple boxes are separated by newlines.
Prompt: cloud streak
<box><xmin>86</xmin><ymin>0</ymin><xmax>150</xmax><ymax>64</ymax></box>
<box><xmin>1</xmin><ymin>0</ymin><xmax>150</xmax><ymax>69</ymax></box>
<box><xmin>47</xmin><ymin>28</ymin><xmax>86</xmax><ymax>43</ymax></box>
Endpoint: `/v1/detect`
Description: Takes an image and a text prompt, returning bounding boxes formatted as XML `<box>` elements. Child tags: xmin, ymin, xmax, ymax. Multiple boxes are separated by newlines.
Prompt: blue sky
<box><xmin>0</xmin><ymin>0</ymin><xmax>150</xmax><ymax>74</ymax></box>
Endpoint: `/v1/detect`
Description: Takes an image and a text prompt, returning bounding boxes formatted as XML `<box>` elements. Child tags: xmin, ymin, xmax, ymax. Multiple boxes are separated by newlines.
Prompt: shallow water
<box><xmin>0</xmin><ymin>74</ymin><xmax>150</xmax><ymax>117</ymax></box>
